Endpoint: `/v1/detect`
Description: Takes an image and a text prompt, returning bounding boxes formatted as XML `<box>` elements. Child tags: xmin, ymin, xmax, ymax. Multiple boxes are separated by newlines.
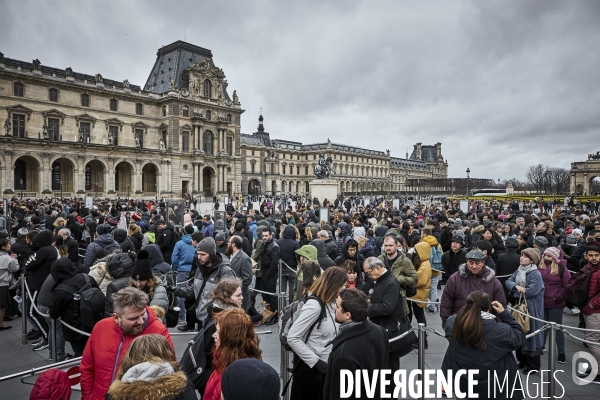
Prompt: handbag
<box><xmin>387</xmin><ymin>314</ymin><xmax>418</xmax><ymax>358</ymax></box>
<box><xmin>512</xmin><ymin>292</ymin><xmax>530</xmax><ymax>332</ymax></box>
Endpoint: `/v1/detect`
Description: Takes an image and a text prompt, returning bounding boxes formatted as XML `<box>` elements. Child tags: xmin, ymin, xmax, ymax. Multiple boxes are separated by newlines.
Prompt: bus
<box><xmin>470</xmin><ymin>188</ymin><xmax>506</xmax><ymax>196</ymax></box>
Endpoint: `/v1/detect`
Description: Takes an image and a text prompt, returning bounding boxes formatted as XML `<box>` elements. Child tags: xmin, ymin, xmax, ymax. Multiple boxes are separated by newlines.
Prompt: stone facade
<box><xmin>240</xmin><ymin>115</ymin><xmax>448</xmax><ymax>196</ymax></box>
<box><xmin>0</xmin><ymin>42</ymin><xmax>243</xmax><ymax>199</ymax></box>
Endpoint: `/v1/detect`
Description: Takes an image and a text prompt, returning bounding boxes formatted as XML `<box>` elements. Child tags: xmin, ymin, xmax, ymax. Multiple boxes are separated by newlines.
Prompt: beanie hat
<box><xmin>107</xmin><ymin>218</ymin><xmax>119</xmax><ymax>227</ymax></box>
<box><xmin>221</xmin><ymin>359</ymin><xmax>280</xmax><ymax>400</ymax></box>
<box><xmin>132</xmin><ymin>213</ymin><xmax>141</xmax><ymax>222</ymax></box>
<box><xmin>534</xmin><ymin>236</ymin><xmax>548</xmax><ymax>247</ymax></box>
<box><xmin>572</xmin><ymin>228</ymin><xmax>583</xmax><ymax>237</ymax></box>
<box><xmin>215</xmin><ymin>232</ymin><xmax>226</xmax><ymax>242</ymax></box>
<box><xmin>505</xmin><ymin>237</ymin><xmax>519</xmax><ymax>248</ymax></box>
<box><xmin>450</xmin><ymin>235</ymin><xmax>464</xmax><ymax>245</ymax></box>
<box><xmin>131</xmin><ymin>250</ymin><xmax>153</xmax><ymax>280</ymax></box>
<box><xmin>18</xmin><ymin>227</ymin><xmax>29</xmax><ymax>238</ymax></box>
<box><xmin>521</xmin><ymin>248</ymin><xmax>541</xmax><ymax>265</ymax></box>
<box><xmin>184</xmin><ymin>224</ymin><xmax>195</xmax><ymax>235</ymax></box>
<box><xmin>112</xmin><ymin>229</ymin><xmax>128</xmax><ymax>244</ymax></box>
<box><xmin>196</xmin><ymin>237</ymin><xmax>216</xmax><ymax>255</ymax></box>
<box><xmin>543</xmin><ymin>247</ymin><xmax>561</xmax><ymax>264</ymax></box>
<box><xmin>565</xmin><ymin>234</ymin><xmax>577</xmax><ymax>246</ymax></box>
<box><xmin>96</xmin><ymin>224</ymin><xmax>111</xmax><ymax>235</ymax></box>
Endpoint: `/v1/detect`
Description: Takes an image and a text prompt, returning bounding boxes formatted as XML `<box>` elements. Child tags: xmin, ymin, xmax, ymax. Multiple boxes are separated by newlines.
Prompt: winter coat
<box><xmin>174</xmin><ymin>254</ymin><xmax>235</xmax><ymax>323</ymax></box>
<box><xmin>84</xmin><ymin>234</ymin><xmax>119</xmax><ymax>269</ymax></box>
<box><xmin>378</xmin><ymin>251</ymin><xmax>418</xmax><ymax>316</ymax></box>
<box><xmin>128</xmin><ymin>232</ymin><xmax>144</xmax><ymax>252</ymax></box>
<box><xmin>410</xmin><ymin>242</ymin><xmax>432</xmax><ymax>309</ymax></box>
<box><xmin>145</xmin><ymin>244</ymin><xmax>172</xmax><ymax>276</ymax></box>
<box><xmin>539</xmin><ymin>264</ymin><xmax>570</xmax><ymax>309</ymax></box>
<box><xmin>204</xmin><ymin>357</ymin><xmax>224</xmax><ymax>400</ymax></box>
<box><xmin>232</xmin><ymin>230</ymin><xmax>252</xmax><ymax>256</ymax></box>
<box><xmin>259</xmin><ymin>239</ymin><xmax>280</xmax><ymax>277</ymax></box>
<box><xmin>334</xmin><ymin>240</ymin><xmax>366</xmax><ymax>268</ymax></box>
<box><xmin>171</xmin><ymin>235</ymin><xmax>195</xmax><ymax>273</ymax></box>
<box><xmin>106</xmin><ymin>362</ymin><xmax>196</xmax><ymax>400</ymax></box>
<box><xmin>421</xmin><ymin>235</ymin><xmax>442</xmax><ymax>278</ymax></box>
<box><xmin>229</xmin><ymin>250</ymin><xmax>253</xmax><ymax>311</ymax></box>
<box><xmin>29</xmin><ymin>368</ymin><xmax>72</xmax><ymax>400</ymax></box>
<box><xmin>0</xmin><ymin>250</ymin><xmax>19</xmax><ymax>286</ymax></box>
<box><xmin>131</xmin><ymin>278</ymin><xmax>169</xmax><ymax>315</ymax></box>
<box><xmin>323</xmin><ymin>320</ymin><xmax>389</xmax><ymax>400</ymax></box>
<box><xmin>64</xmin><ymin>236</ymin><xmax>79</xmax><ymax>265</ymax></box>
<box><xmin>49</xmin><ymin>258</ymin><xmax>92</xmax><ymax>342</ymax></box>
<box><xmin>104</xmin><ymin>256</ymin><xmax>135</xmax><ymax>316</ymax></box>
<box><xmin>366</xmin><ymin>269</ymin><xmax>405</xmax><ymax>358</ymax></box>
<box><xmin>79</xmin><ymin>306</ymin><xmax>174</xmax><ymax>400</ymax></box>
<box><xmin>24</xmin><ymin>231</ymin><xmax>57</xmax><ymax>292</ymax></box>
<box><xmin>246</xmin><ymin>221</ymin><xmax>257</xmax><ymax>241</ymax></box>
<box><xmin>202</xmin><ymin>221</ymin><xmax>214</xmax><ymax>238</ymax></box>
<box><xmin>506</xmin><ymin>267</ymin><xmax>545</xmax><ymax>353</ymax></box>
<box><xmin>288</xmin><ymin>297</ymin><xmax>339</xmax><ymax>367</ymax></box>
<box><xmin>157</xmin><ymin>224</ymin><xmax>176</xmax><ymax>262</ymax></box>
<box><xmin>277</xmin><ymin>225</ymin><xmax>301</xmax><ymax>277</ymax></box>
<box><xmin>336</xmin><ymin>222</ymin><xmax>352</xmax><ymax>255</ymax></box>
<box><xmin>89</xmin><ymin>253</ymin><xmax>134</xmax><ymax>295</ymax></box>
<box><xmin>440</xmin><ymin>264</ymin><xmax>507</xmax><ymax>327</ymax></box>
<box><xmin>496</xmin><ymin>248</ymin><xmax>521</xmax><ymax>300</ymax></box>
<box><xmin>324</xmin><ymin>238</ymin><xmax>338</xmax><ymax>261</ymax></box>
<box><xmin>442</xmin><ymin>310</ymin><xmax>524</xmax><ymax>400</ymax></box>
<box><xmin>310</xmin><ymin>239</ymin><xmax>336</xmax><ymax>270</ymax></box>
<box><xmin>441</xmin><ymin>249</ymin><xmax>466</xmax><ymax>282</ymax></box>
<box><xmin>358</xmin><ymin>241</ymin><xmax>376</xmax><ymax>259</ymax></box>
<box><xmin>582</xmin><ymin>263</ymin><xmax>600</xmax><ymax>315</ymax></box>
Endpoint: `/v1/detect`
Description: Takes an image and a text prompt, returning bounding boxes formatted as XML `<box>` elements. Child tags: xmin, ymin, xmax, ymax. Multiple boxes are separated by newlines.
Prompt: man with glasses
<box><xmin>227</xmin><ymin>235</ymin><xmax>253</xmax><ymax>311</ymax></box>
<box><xmin>440</xmin><ymin>250</ymin><xmax>507</xmax><ymax>329</ymax></box>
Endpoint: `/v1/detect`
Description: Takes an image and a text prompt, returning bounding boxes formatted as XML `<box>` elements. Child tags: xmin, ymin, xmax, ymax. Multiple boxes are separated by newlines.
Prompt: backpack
<box><xmin>57</xmin><ymin>274</ymin><xmax>105</xmax><ymax>328</ymax></box>
<box><xmin>100</xmin><ymin>240</ymin><xmax>120</xmax><ymax>254</ymax></box>
<box><xmin>179</xmin><ymin>319</ymin><xmax>215</xmax><ymax>390</ymax></box>
<box><xmin>172</xmin><ymin>229</ymin><xmax>181</xmax><ymax>244</ymax></box>
<box><xmin>373</xmin><ymin>237</ymin><xmax>385</xmax><ymax>257</ymax></box>
<box><xmin>565</xmin><ymin>266</ymin><xmax>600</xmax><ymax>308</ymax></box>
<box><xmin>430</xmin><ymin>246</ymin><xmax>443</xmax><ymax>271</ymax></box>
<box><xmin>279</xmin><ymin>295</ymin><xmax>325</xmax><ymax>351</ymax></box>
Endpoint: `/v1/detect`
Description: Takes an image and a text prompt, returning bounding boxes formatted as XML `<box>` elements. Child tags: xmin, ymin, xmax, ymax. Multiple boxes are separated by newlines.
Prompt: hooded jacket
<box><xmin>0</xmin><ymin>250</ymin><xmax>20</xmax><ymax>286</ymax></box>
<box><xmin>323</xmin><ymin>236</ymin><xmax>338</xmax><ymax>261</ymax></box>
<box><xmin>104</xmin><ymin>255</ymin><xmax>135</xmax><ymax>316</ymax></box>
<box><xmin>334</xmin><ymin>240</ymin><xmax>365</xmax><ymax>268</ymax></box>
<box><xmin>440</xmin><ymin>264</ymin><xmax>507</xmax><ymax>327</ymax></box>
<box><xmin>336</xmin><ymin>222</ymin><xmax>352</xmax><ymax>256</ymax></box>
<box><xmin>106</xmin><ymin>362</ymin><xmax>196</xmax><ymax>400</ymax></box>
<box><xmin>411</xmin><ymin>242</ymin><xmax>433</xmax><ymax>309</ymax></box>
<box><xmin>421</xmin><ymin>235</ymin><xmax>442</xmax><ymax>277</ymax></box>
<box><xmin>157</xmin><ymin>224</ymin><xmax>176</xmax><ymax>262</ymax></box>
<box><xmin>84</xmin><ymin>233</ymin><xmax>119</xmax><ymax>269</ymax></box>
<box><xmin>24</xmin><ymin>231</ymin><xmax>57</xmax><ymax>292</ymax></box>
<box><xmin>49</xmin><ymin>258</ymin><xmax>92</xmax><ymax>342</ymax></box>
<box><xmin>171</xmin><ymin>234</ymin><xmax>195</xmax><ymax>272</ymax></box>
<box><xmin>310</xmin><ymin>239</ymin><xmax>336</xmax><ymax>270</ymax></box>
<box><xmin>89</xmin><ymin>253</ymin><xmax>134</xmax><ymax>295</ymax></box>
<box><xmin>79</xmin><ymin>306</ymin><xmax>174</xmax><ymax>400</ymax></box>
<box><xmin>145</xmin><ymin>244</ymin><xmax>172</xmax><ymax>275</ymax></box>
<box><xmin>277</xmin><ymin>225</ymin><xmax>301</xmax><ymax>277</ymax></box>
<box><xmin>378</xmin><ymin>250</ymin><xmax>417</xmax><ymax>316</ymax></box>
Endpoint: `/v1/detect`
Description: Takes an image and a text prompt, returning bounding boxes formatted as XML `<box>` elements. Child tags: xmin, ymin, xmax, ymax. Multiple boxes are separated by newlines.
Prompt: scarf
<box><xmin>515</xmin><ymin>264</ymin><xmax>537</xmax><ymax>287</ymax></box>
<box><xmin>339</xmin><ymin>320</ymin><xmax>362</xmax><ymax>334</ymax></box>
<box><xmin>481</xmin><ymin>311</ymin><xmax>496</xmax><ymax>320</ymax></box>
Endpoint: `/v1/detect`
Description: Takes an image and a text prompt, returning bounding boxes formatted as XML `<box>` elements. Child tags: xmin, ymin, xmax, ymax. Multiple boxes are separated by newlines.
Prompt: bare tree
<box><xmin>526</xmin><ymin>164</ymin><xmax>547</xmax><ymax>193</ymax></box>
<box><xmin>546</xmin><ymin>167</ymin><xmax>570</xmax><ymax>194</ymax></box>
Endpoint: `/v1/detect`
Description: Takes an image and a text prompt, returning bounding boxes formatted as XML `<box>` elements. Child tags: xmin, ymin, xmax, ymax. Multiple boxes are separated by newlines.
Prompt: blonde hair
<box><xmin>128</xmin><ymin>223</ymin><xmax>141</xmax><ymax>235</ymax></box>
<box><xmin>356</xmin><ymin>236</ymin><xmax>368</xmax><ymax>249</ymax></box>
<box><xmin>539</xmin><ymin>258</ymin><xmax>559</xmax><ymax>275</ymax></box>
<box><xmin>53</xmin><ymin>217</ymin><xmax>66</xmax><ymax>227</ymax></box>
<box><xmin>305</xmin><ymin>227</ymin><xmax>313</xmax><ymax>241</ymax></box>
<box><xmin>116</xmin><ymin>334</ymin><xmax>177</xmax><ymax>380</ymax></box>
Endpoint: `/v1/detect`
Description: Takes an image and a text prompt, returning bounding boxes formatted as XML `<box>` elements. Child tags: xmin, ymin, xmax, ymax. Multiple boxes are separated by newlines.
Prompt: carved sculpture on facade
<box><xmin>78</xmin><ymin>127</ymin><xmax>84</xmax><ymax>142</ymax></box>
<box><xmin>32</xmin><ymin>59</ymin><xmax>41</xmax><ymax>70</ymax></box>
<box><xmin>314</xmin><ymin>153</ymin><xmax>335</xmax><ymax>179</ymax></box>
<box><xmin>108</xmin><ymin>131</ymin><xmax>114</xmax><ymax>145</ymax></box>
<box><xmin>4</xmin><ymin>119</ymin><xmax>10</xmax><ymax>136</ymax></box>
<box><xmin>232</xmin><ymin>90</ymin><xmax>239</xmax><ymax>103</ymax></box>
<box><xmin>169</xmin><ymin>76</ymin><xmax>176</xmax><ymax>89</ymax></box>
<box><xmin>159</xmin><ymin>135</ymin><xmax>166</xmax><ymax>150</ymax></box>
<box><xmin>123</xmin><ymin>79</ymin><xmax>130</xmax><ymax>88</ymax></box>
<box><xmin>135</xmin><ymin>135</ymin><xmax>141</xmax><ymax>148</ymax></box>
<box><xmin>588</xmin><ymin>152</ymin><xmax>600</xmax><ymax>160</ymax></box>
<box><xmin>42</xmin><ymin>122</ymin><xmax>49</xmax><ymax>139</ymax></box>
<box><xmin>95</xmin><ymin>74</ymin><xmax>103</xmax><ymax>83</ymax></box>
<box><xmin>65</xmin><ymin>67</ymin><xmax>74</xmax><ymax>76</ymax></box>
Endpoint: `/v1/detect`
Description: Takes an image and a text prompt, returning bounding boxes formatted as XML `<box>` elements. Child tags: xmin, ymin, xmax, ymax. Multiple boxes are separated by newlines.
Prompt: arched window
<box><xmin>204</xmin><ymin>79</ymin><xmax>212</xmax><ymax>98</ymax></box>
<box><xmin>205</xmin><ymin>110</ymin><xmax>211</xmax><ymax>121</ymax></box>
<box><xmin>226</xmin><ymin>113</ymin><xmax>232</xmax><ymax>122</ymax></box>
<box><xmin>203</xmin><ymin>130</ymin><xmax>213</xmax><ymax>154</ymax></box>
<box><xmin>52</xmin><ymin>162</ymin><xmax>61</xmax><ymax>191</ymax></box>
<box><xmin>14</xmin><ymin>159</ymin><xmax>26</xmax><ymax>190</ymax></box>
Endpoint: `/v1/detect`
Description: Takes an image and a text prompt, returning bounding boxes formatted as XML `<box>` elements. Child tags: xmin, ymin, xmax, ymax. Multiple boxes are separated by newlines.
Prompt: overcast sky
<box><xmin>2</xmin><ymin>0</ymin><xmax>599</xmax><ymax>181</ymax></box>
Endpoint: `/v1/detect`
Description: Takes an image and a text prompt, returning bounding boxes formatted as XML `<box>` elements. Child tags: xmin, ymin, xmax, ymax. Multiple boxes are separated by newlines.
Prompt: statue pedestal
<box><xmin>309</xmin><ymin>179</ymin><xmax>338</xmax><ymax>202</ymax></box>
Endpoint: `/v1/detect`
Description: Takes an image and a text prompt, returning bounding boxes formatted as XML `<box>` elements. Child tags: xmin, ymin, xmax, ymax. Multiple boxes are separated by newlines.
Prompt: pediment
<box><xmin>104</xmin><ymin>117</ymin><xmax>125</xmax><ymax>131</ymax></box>
<box><xmin>74</xmin><ymin>113</ymin><xmax>97</xmax><ymax>128</ymax></box>
<box><xmin>6</xmin><ymin>104</ymin><xmax>34</xmax><ymax>120</ymax></box>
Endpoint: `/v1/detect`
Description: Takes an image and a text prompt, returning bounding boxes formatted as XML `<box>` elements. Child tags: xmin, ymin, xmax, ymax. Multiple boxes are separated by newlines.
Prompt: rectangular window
<box><xmin>48</xmin><ymin>118</ymin><xmax>60</xmax><ymax>141</ymax></box>
<box><xmin>305</xmin><ymin>166</ymin><xmax>308</xmax><ymax>175</ymax></box>
<box><xmin>49</xmin><ymin>88</ymin><xmax>58</xmax><ymax>102</ymax></box>
<box><xmin>110</xmin><ymin>99</ymin><xmax>118</xmax><ymax>111</ymax></box>
<box><xmin>226</xmin><ymin>137</ymin><xmax>232</xmax><ymax>155</ymax></box>
<box><xmin>297</xmin><ymin>166</ymin><xmax>300</xmax><ymax>175</ymax></box>
<box><xmin>81</xmin><ymin>94</ymin><xmax>90</xmax><ymax>107</ymax></box>
<box><xmin>251</xmin><ymin>163</ymin><xmax>255</xmax><ymax>174</ymax></box>
<box><xmin>136</xmin><ymin>103</ymin><xmax>143</xmax><ymax>115</ymax></box>
<box><xmin>271</xmin><ymin>163</ymin><xmax>275</xmax><ymax>174</ymax></box>
<box><xmin>12</xmin><ymin>114</ymin><xmax>25</xmax><ymax>138</ymax></box>
<box><xmin>135</xmin><ymin>129</ymin><xmax>144</xmax><ymax>148</ymax></box>
<box><xmin>13</xmin><ymin>82</ymin><xmax>24</xmax><ymax>97</ymax></box>
<box><xmin>80</xmin><ymin>122</ymin><xmax>91</xmax><ymax>143</ymax></box>
<box><xmin>109</xmin><ymin>125</ymin><xmax>119</xmax><ymax>146</ymax></box>
<box><xmin>182</xmin><ymin>107</ymin><xmax>189</xmax><ymax>117</ymax></box>
<box><xmin>182</xmin><ymin>131</ymin><xmax>189</xmax><ymax>152</ymax></box>
<box><xmin>283</xmin><ymin>165</ymin><xmax>286</xmax><ymax>174</ymax></box>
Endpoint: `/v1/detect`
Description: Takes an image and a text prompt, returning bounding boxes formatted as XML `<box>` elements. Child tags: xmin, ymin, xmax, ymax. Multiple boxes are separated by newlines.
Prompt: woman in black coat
<box><xmin>442</xmin><ymin>290</ymin><xmax>525</xmax><ymax>399</ymax></box>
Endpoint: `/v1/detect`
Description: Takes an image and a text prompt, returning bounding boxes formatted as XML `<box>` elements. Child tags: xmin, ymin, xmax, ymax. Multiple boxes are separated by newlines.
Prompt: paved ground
<box><xmin>0</xmin><ymin>290</ymin><xmax>596</xmax><ymax>399</ymax></box>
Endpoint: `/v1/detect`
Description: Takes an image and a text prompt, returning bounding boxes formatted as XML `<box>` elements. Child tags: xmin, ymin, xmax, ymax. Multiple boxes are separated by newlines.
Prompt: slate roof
<box><xmin>390</xmin><ymin>157</ymin><xmax>428</xmax><ymax>170</ymax></box>
<box><xmin>409</xmin><ymin>145</ymin><xmax>439</xmax><ymax>163</ymax></box>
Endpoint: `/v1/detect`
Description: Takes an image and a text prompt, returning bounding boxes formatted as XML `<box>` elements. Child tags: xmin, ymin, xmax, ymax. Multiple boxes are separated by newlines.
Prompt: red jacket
<box><xmin>79</xmin><ymin>306</ymin><xmax>174</xmax><ymax>400</ymax></box>
<box><xmin>582</xmin><ymin>264</ymin><xmax>600</xmax><ymax>315</ymax></box>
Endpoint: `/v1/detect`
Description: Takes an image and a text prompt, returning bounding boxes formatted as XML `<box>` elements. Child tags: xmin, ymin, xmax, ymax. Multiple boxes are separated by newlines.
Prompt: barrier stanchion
<box><xmin>548</xmin><ymin>322</ymin><xmax>557</xmax><ymax>400</ymax></box>
<box><xmin>417</xmin><ymin>323</ymin><xmax>426</xmax><ymax>400</ymax></box>
<box><xmin>50</xmin><ymin>318</ymin><xmax>57</xmax><ymax>363</ymax></box>
<box><xmin>278</xmin><ymin>260</ymin><xmax>290</xmax><ymax>400</ymax></box>
<box><xmin>20</xmin><ymin>274</ymin><xmax>28</xmax><ymax>345</ymax></box>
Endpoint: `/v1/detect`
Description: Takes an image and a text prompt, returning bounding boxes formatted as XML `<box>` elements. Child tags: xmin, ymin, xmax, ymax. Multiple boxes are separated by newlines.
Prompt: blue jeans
<box><xmin>176</xmin><ymin>271</ymin><xmax>190</xmax><ymax>320</ymax></box>
<box><xmin>428</xmin><ymin>274</ymin><xmax>441</xmax><ymax>311</ymax></box>
<box><xmin>38</xmin><ymin>305</ymin><xmax>65</xmax><ymax>359</ymax></box>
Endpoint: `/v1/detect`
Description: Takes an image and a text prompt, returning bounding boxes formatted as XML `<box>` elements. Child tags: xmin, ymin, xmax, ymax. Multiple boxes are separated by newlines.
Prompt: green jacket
<box><xmin>378</xmin><ymin>252</ymin><xmax>418</xmax><ymax>315</ymax></box>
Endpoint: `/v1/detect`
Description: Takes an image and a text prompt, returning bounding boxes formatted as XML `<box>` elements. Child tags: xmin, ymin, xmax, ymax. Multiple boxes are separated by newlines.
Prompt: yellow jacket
<box><xmin>421</xmin><ymin>235</ymin><xmax>442</xmax><ymax>276</ymax></box>
<box><xmin>410</xmin><ymin>242</ymin><xmax>432</xmax><ymax>308</ymax></box>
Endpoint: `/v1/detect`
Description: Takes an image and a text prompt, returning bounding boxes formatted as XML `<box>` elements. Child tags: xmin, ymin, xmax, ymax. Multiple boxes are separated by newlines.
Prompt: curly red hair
<box><xmin>213</xmin><ymin>308</ymin><xmax>262</xmax><ymax>373</ymax></box>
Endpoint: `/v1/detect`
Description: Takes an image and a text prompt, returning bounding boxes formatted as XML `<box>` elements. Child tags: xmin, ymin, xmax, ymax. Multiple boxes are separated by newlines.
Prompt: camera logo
<box><xmin>573</xmin><ymin>351</ymin><xmax>599</xmax><ymax>385</ymax></box>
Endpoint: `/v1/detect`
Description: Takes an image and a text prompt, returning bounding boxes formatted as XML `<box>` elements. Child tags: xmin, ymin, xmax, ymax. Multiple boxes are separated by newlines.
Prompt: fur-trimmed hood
<box><xmin>106</xmin><ymin>362</ymin><xmax>193</xmax><ymax>400</ymax></box>
<box><xmin>457</xmin><ymin>263</ymin><xmax>496</xmax><ymax>282</ymax></box>
<box><xmin>471</xmin><ymin>225</ymin><xmax>485</xmax><ymax>235</ymax></box>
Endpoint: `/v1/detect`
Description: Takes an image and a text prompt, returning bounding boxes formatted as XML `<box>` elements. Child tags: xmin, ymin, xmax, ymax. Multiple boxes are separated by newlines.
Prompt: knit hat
<box><xmin>96</xmin><ymin>224</ymin><xmax>111</xmax><ymax>235</ymax></box>
<box><xmin>534</xmin><ymin>236</ymin><xmax>548</xmax><ymax>247</ymax></box>
<box><xmin>215</xmin><ymin>232</ymin><xmax>226</xmax><ymax>243</ymax></box>
<box><xmin>131</xmin><ymin>250</ymin><xmax>153</xmax><ymax>280</ymax></box>
<box><xmin>221</xmin><ymin>359</ymin><xmax>280</xmax><ymax>400</ymax></box>
<box><xmin>17</xmin><ymin>227</ymin><xmax>29</xmax><ymax>238</ymax></box>
<box><xmin>29</xmin><ymin>368</ymin><xmax>71</xmax><ymax>400</ymax></box>
<box><xmin>572</xmin><ymin>228</ymin><xmax>583</xmax><ymax>237</ymax></box>
<box><xmin>184</xmin><ymin>224</ymin><xmax>195</xmax><ymax>235</ymax></box>
<box><xmin>112</xmin><ymin>229</ymin><xmax>128</xmax><ymax>244</ymax></box>
<box><xmin>196</xmin><ymin>237</ymin><xmax>217</xmax><ymax>255</ymax></box>
<box><xmin>505</xmin><ymin>237</ymin><xmax>519</xmax><ymax>248</ymax></box>
<box><xmin>450</xmin><ymin>235</ymin><xmax>464</xmax><ymax>245</ymax></box>
<box><xmin>521</xmin><ymin>248</ymin><xmax>541</xmax><ymax>264</ymax></box>
<box><xmin>131</xmin><ymin>213</ymin><xmax>141</xmax><ymax>222</ymax></box>
<box><xmin>543</xmin><ymin>247</ymin><xmax>561</xmax><ymax>264</ymax></box>
<box><xmin>565</xmin><ymin>235</ymin><xmax>577</xmax><ymax>246</ymax></box>
<box><xmin>107</xmin><ymin>218</ymin><xmax>119</xmax><ymax>227</ymax></box>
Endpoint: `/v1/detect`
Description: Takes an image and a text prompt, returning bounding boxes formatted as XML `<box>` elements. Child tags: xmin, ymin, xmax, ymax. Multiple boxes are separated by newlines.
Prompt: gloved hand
<box><xmin>314</xmin><ymin>359</ymin><xmax>328</xmax><ymax>374</ymax></box>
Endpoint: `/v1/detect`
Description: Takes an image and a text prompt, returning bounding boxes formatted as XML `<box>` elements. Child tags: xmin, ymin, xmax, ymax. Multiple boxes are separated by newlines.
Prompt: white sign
<box><xmin>85</xmin><ymin>196</ymin><xmax>93</xmax><ymax>209</ymax></box>
<box><xmin>459</xmin><ymin>200</ymin><xmax>468</xmax><ymax>214</ymax></box>
<box><xmin>364</xmin><ymin>199</ymin><xmax>370</xmax><ymax>206</ymax></box>
<box><xmin>224</xmin><ymin>196</ymin><xmax>229</xmax><ymax>205</ymax></box>
<box><xmin>319</xmin><ymin>207</ymin><xmax>329</xmax><ymax>224</ymax></box>
<box><xmin>393</xmin><ymin>199</ymin><xmax>400</xmax><ymax>209</ymax></box>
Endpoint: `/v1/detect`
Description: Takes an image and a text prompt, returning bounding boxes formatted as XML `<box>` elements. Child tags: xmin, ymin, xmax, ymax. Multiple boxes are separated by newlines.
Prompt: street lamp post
<box><xmin>95</xmin><ymin>180</ymin><xmax>98</xmax><ymax>198</ymax></box>
<box><xmin>154</xmin><ymin>183</ymin><xmax>158</xmax><ymax>201</ymax></box>
<box><xmin>451</xmin><ymin>178</ymin><xmax>454</xmax><ymax>196</ymax></box>
<box><xmin>19</xmin><ymin>179</ymin><xmax>23</xmax><ymax>199</ymax></box>
<box><xmin>405</xmin><ymin>172</ymin><xmax>409</xmax><ymax>199</ymax></box>
<box><xmin>466</xmin><ymin>168</ymin><xmax>471</xmax><ymax>209</ymax></box>
<box><xmin>417</xmin><ymin>178</ymin><xmax>420</xmax><ymax>199</ymax></box>
<box><xmin>60</xmin><ymin>179</ymin><xmax>63</xmax><ymax>199</ymax></box>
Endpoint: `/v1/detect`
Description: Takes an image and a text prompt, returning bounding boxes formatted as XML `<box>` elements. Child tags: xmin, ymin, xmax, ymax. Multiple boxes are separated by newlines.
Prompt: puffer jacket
<box><xmin>84</xmin><ymin>234</ymin><xmax>119</xmax><ymax>269</ymax></box>
<box><xmin>323</xmin><ymin>237</ymin><xmax>338</xmax><ymax>261</ymax></box>
<box><xmin>104</xmin><ymin>256</ymin><xmax>135</xmax><ymax>316</ymax></box>
<box><xmin>0</xmin><ymin>250</ymin><xmax>20</xmax><ymax>286</ymax></box>
<box><xmin>410</xmin><ymin>242</ymin><xmax>432</xmax><ymax>309</ymax></box>
<box><xmin>336</xmin><ymin>222</ymin><xmax>352</xmax><ymax>255</ymax></box>
<box><xmin>79</xmin><ymin>306</ymin><xmax>174</xmax><ymax>400</ymax></box>
<box><xmin>287</xmin><ymin>297</ymin><xmax>339</xmax><ymax>367</ymax></box>
<box><xmin>174</xmin><ymin>254</ymin><xmax>235</xmax><ymax>323</ymax></box>
<box><xmin>171</xmin><ymin>235</ymin><xmax>195</xmax><ymax>273</ymax></box>
<box><xmin>157</xmin><ymin>224</ymin><xmax>176</xmax><ymax>262</ymax></box>
<box><xmin>129</xmin><ymin>277</ymin><xmax>169</xmax><ymax>315</ymax></box>
<box><xmin>421</xmin><ymin>235</ymin><xmax>442</xmax><ymax>278</ymax></box>
<box><xmin>277</xmin><ymin>225</ymin><xmax>301</xmax><ymax>277</ymax></box>
<box><xmin>89</xmin><ymin>253</ymin><xmax>134</xmax><ymax>295</ymax></box>
<box><xmin>24</xmin><ymin>231</ymin><xmax>57</xmax><ymax>292</ymax></box>
<box><xmin>440</xmin><ymin>264</ymin><xmax>507</xmax><ymax>327</ymax></box>
<box><xmin>310</xmin><ymin>239</ymin><xmax>336</xmax><ymax>270</ymax></box>
<box><xmin>582</xmin><ymin>263</ymin><xmax>600</xmax><ymax>315</ymax></box>
<box><xmin>334</xmin><ymin>240</ymin><xmax>365</xmax><ymax>267</ymax></box>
